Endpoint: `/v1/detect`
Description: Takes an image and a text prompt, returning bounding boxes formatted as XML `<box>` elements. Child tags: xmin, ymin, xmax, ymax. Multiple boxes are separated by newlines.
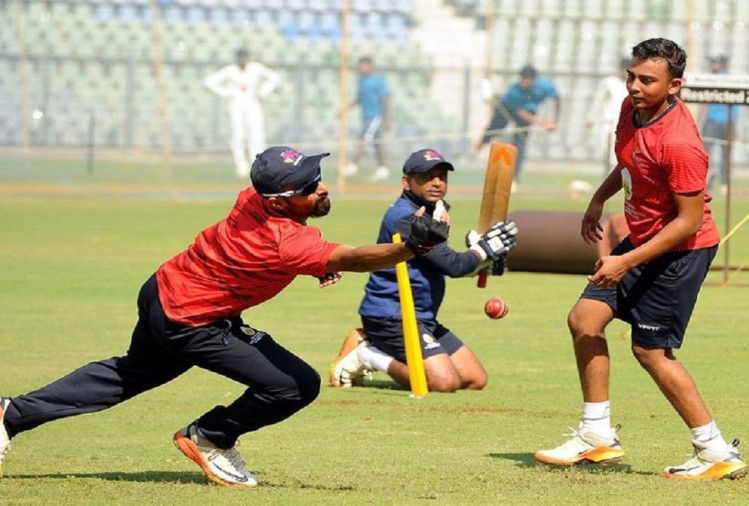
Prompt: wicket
<box><xmin>392</xmin><ymin>233</ymin><xmax>428</xmax><ymax>398</ymax></box>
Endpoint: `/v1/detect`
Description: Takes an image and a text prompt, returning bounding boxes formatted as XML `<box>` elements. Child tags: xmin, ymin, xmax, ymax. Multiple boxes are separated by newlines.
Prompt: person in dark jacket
<box><xmin>330</xmin><ymin>148</ymin><xmax>518</xmax><ymax>392</ymax></box>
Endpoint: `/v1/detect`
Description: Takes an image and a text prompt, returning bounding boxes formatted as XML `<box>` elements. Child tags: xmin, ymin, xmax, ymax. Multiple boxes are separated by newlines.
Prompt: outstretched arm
<box><xmin>325</xmin><ymin>209</ymin><xmax>450</xmax><ymax>273</ymax></box>
<box><xmin>326</xmin><ymin>242</ymin><xmax>413</xmax><ymax>273</ymax></box>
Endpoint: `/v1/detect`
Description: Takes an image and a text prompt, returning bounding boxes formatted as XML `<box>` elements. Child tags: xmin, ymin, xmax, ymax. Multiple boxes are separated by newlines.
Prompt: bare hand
<box><xmin>581</xmin><ymin>200</ymin><xmax>604</xmax><ymax>244</ymax></box>
<box><xmin>318</xmin><ymin>272</ymin><xmax>343</xmax><ymax>288</ymax></box>
<box><xmin>543</xmin><ymin>121</ymin><xmax>558</xmax><ymax>131</ymax></box>
<box><xmin>382</xmin><ymin>119</ymin><xmax>391</xmax><ymax>131</ymax></box>
<box><xmin>587</xmin><ymin>255</ymin><xmax>629</xmax><ymax>287</ymax></box>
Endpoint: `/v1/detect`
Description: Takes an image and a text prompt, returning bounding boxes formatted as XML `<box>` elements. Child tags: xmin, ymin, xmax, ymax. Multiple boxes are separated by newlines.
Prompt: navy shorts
<box><xmin>360</xmin><ymin>316</ymin><xmax>464</xmax><ymax>362</ymax></box>
<box><xmin>581</xmin><ymin>238</ymin><xmax>717</xmax><ymax>349</ymax></box>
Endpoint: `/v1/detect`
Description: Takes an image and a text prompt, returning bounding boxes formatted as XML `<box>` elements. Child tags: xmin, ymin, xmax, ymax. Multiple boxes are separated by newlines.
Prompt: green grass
<box><xmin>1</xmin><ymin>195</ymin><xmax>748</xmax><ymax>504</ymax></box>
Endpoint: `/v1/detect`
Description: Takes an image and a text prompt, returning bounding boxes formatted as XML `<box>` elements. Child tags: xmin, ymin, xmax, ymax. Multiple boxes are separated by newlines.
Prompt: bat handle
<box><xmin>477</xmin><ymin>269</ymin><xmax>488</xmax><ymax>288</ymax></box>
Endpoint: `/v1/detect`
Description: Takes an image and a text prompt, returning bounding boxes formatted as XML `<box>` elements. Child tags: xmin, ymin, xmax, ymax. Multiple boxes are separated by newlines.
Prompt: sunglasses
<box><xmin>261</xmin><ymin>173</ymin><xmax>321</xmax><ymax>198</ymax></box>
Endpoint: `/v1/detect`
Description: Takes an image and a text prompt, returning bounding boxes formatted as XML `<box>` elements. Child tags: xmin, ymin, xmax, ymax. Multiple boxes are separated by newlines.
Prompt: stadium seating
<box><xmin>0</xmin><ymin>0</ymin><xmax>438</xmax><ymax>152</ymax></box>
<box><xmin>2</xmin><ymin>0</ymin><xmax>749</xmax><ymax>165</ymax></box>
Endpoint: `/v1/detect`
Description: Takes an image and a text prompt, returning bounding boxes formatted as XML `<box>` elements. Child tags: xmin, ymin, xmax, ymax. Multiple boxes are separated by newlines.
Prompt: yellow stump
<box><xmin>392</xmin><ymin>233</ymin><xmax>428</xmax><ymax>398</ymax></box>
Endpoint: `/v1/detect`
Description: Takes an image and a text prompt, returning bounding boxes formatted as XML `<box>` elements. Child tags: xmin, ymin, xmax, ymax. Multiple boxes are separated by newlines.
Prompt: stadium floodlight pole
<box><xmin>13</xmin><ymin>0</ymin><xmax>31</xmax><ymax>151</ymax></box>
<box><xmin>686</xmin><ymin>0</ymin><xmax>696</xmax><ymax>71</ymax></box>
<box><xmin>392</xmin><ymin>233</ymin><xmax>428</xmax><ymax>399</ymax></box>
<box><xmin>724</xmin><ymin>106</ymin><xmax>733</xmax><ymax>283</ymax></box>
<box><xmin>337</xmin><ymin>0</ymin><xmax>351</xmax><ymax>193</ymax></box>
<box><xmin>484</xmin><ymin>0</ymin><xmax>497</xmax><ymax>76</ymax></box>
<box><xmin>148</xmin><ymin>0</ymin><xmax>173</xmax><ymax>163</ymax></box>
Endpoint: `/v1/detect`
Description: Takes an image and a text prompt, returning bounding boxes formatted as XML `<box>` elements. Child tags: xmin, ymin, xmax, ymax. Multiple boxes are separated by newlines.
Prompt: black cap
<box><xmin>250</xmin><ymin>146</ymin><xmax>330</xmax><ymax>197</ymax></box>
<box><xmin>520</xmin><ymin>65</ymin><xmax>537</xmax><ymax>78</ymax></box>
<box><xmin>402</xmin><ymin>149</ymin><xmax>454</xmax><ymax>175</ymax></box>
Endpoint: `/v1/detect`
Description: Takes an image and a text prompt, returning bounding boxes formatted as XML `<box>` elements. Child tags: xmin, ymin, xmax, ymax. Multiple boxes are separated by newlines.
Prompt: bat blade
<box><xmin>477</xmin><ymin>142</ymin><xmax>517</xmax><ymax>287</ymax></box>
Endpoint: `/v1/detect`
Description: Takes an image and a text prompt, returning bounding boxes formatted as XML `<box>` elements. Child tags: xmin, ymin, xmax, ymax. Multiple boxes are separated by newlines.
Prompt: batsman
<box><xmin>330</xmin><ymin>149</ymin><xmax>518</xmax><ymax>392</ymax></box>
<box><xmin>0</xmin><ymin>146</ymin><xmax>450</xmax><ymax>487</ymax></box>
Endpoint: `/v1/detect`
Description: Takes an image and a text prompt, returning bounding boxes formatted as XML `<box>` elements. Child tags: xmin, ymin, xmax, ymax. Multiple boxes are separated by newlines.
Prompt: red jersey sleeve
<box><xmin>662</xmin><ymin>143</ymin><xmax>708</xmax><ymax>194</ymax></box>
<box><xmin>278</xmin><ymin>225</ymin><xmax>341</xmax><ymax>277</ymax></box>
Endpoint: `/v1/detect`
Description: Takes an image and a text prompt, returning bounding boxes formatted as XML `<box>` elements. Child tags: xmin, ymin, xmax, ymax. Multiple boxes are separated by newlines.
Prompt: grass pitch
<box><xmin>1</xmin><ymin>192</ymin><xmax>748</xmax><ymax>505</ymax></box>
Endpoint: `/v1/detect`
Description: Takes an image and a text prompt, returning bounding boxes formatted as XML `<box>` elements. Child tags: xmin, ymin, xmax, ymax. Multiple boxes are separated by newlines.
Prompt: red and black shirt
<box><xmin>156</xmin><ymin>187</ymin><xmax>340</xmax><ymax>326</ymax></box>
<box><xmin>614</xmin><ymin>97</ymin><xmax>720</xmax><ymax>250</ymax></box>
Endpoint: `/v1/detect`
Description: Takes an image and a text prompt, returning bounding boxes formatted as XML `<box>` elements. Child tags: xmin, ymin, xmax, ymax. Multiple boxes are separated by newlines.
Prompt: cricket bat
<box><xmin>477</xmin><ymin>142</ymin><xmax>517</xmax><ymax>288</ymax></box>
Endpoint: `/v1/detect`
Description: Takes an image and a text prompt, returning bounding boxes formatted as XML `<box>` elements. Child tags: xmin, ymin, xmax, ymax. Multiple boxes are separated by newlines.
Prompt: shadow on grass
<box><xmin>7</xmin><ymin>470</ymin><xmax>207</xmax><ymax>485</ymax></box>
<box><xmin>9</xmin><ymin>471</ymin><xmax>361</xmax><ymax>492</ymax></box>
<box><xmin>487</xmin><ymin>453</ymin><xmax>654</xmax><ymax>476</ymax></box>
<box><xmin>363</xmin><ymin>379</ymin><xmax>407</xmax><ymax>391</ymax></box>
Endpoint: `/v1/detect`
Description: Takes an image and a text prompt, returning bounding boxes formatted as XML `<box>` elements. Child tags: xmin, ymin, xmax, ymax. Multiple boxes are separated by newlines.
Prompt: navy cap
<box><xmin>402</xmin><ymin>148</ymin><xmax>455</xmax><ymax>175</ymax></box>
<box><xmin>250</xmin><ymin>146</ymin><xmax>330</xmax><ymax>197</ymax></box>
<box><xmin>520</xmin><ymin>65</ymin><xmax>537</xmax><ymax>78</ymax></box>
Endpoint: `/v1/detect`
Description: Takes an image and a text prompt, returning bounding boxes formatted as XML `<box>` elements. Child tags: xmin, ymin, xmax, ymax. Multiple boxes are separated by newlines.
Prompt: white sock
<box><xmin>581</xmin><ymin>401</ymin><xmax>612</xmax><ymax>437</ymax></box>
<box><xmin>356</xmin><ymin>343</ymin><xmax>394</xmax><ymax>372</ymax></box>
<box><xmin>691</xmin><ymin>420</ymin><xmax>731</xmax><ymax>453</ymax></box>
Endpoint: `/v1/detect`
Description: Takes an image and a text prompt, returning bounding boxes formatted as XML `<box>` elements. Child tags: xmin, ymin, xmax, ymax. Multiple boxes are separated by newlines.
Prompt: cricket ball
<box><xmin>484</xmin><ymin>296</ymin><xmax>509</xmax><ymax>319</ymax></box>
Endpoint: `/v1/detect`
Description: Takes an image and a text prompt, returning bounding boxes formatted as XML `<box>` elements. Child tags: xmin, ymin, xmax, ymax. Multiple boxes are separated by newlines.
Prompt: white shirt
<box><xmin>204</xmin><ymin>62</ymin><xmax>280</xmax><ymax>102</ymax></box>
<box><xmin>588</xmin><ymin>75</ymin><xmax>628</xmax><ymax>125</ymax></box>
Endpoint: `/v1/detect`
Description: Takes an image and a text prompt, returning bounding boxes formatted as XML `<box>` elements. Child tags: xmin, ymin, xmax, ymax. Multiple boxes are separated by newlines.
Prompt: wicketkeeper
<box><xmin>330</xmin><ymin>149</ymin><xmax>517</xmax><ymax>392</ymax></box>
<box><xmin>0</xmin><ymin>146</ymin><xmax>450</xmax><ymax>487</ymax></box>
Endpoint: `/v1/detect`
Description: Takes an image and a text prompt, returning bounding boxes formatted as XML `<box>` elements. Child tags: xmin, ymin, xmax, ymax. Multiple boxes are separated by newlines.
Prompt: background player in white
<box><xmin>587</xmin><ymin>57</ymin><xmax>630</xmax><ymax>175</ymax></box>
<box><xmin>205</xmin><ymin>48</ymin><xmax>281</xmax><ymax>178</ymax></box>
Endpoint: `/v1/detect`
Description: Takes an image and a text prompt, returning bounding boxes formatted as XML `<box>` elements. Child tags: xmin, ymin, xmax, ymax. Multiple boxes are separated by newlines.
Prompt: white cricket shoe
<box><xmin>0</xmin><ymin>398</ymin><xmax>10</xmax><ymax>478</ymax></box>
<box><xmin>329</xmin><ymin>328</ymin><xmax>371</xmax><ymax>388</ymax></box>
<box><xmin>535</xmin><ymin>425</ymin><xmax>625</xmax><ymax>466</ymax></box>
<box><xmin>372</xmin><ymin>166</ymin><xmax>390</xmax><ymax>181</ymax></box>
<box><xmin>173</xmin><ymin>423</ymin><xmax>257</xmax><ymax>487</ymax></box>
<box><xmin>663</xmin><ymin>439</ymin><xmax>747</xmax><ymax>480</ymax></box>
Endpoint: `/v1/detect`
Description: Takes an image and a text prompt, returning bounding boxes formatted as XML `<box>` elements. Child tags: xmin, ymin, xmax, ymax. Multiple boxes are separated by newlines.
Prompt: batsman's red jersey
<box><xmin>614</xmin><ymin>97</ymin><xmax>720</xmax><ymax>250</ymax></box>
<box><xmin>156</xmin><ymin>187</ymin><xmax>340</xmax><ymax>326</ymax></box>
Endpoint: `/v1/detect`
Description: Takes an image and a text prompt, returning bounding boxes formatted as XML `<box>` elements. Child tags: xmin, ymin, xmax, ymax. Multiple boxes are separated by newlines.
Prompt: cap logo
<box><xmin>280</xmin><ymin>148</ymin><xmax>304</xmax><ymax>166</ymax></box>
<box><xmin>423</xmin><ymin>150</ymin><xmax>443</xmax><ymax>161</ymax></box>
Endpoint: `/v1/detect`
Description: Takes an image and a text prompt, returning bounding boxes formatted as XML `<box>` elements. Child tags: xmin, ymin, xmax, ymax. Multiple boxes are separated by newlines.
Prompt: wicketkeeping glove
<box><xmin>465</xmin><ymin>220</ymin><xmax>518</xmax><ymax>262</ymax></box>
<box><xmin>405</xmin><ymin>214</ymin><xmax>450</xmax><ymax>256</ymax></box>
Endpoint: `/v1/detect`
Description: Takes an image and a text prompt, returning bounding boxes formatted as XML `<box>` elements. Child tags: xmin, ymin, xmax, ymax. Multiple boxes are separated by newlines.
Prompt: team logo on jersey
<box><xmin>621</xmin><ymin>167</ymin><xmax>633</xmax><ymax>200</ymax></box>
<box><xmin>423</xmin><ymin>150</ymin><xmax>443</xmax><ymax>161</ymax></box>
<box><xmin>280</xmin><ymin>149</ymin><xmax>303</xmax><ymax>166</ymax></box>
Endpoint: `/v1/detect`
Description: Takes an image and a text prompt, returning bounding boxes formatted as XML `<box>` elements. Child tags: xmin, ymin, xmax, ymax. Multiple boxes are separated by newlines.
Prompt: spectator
<box><xmin>698</xmin><ymin>55</ymin><xmax>738</xmax><ymax>196</ymax></box>
<box><xmin>344</xmin><ymin>56</ymin><xmax>391</xmax><ymax>181</ymax></box>
<box><xmin>205</xmin><ymin>49</ymin><xmax>280</xmax><ymax>178</ymax></box>
<box><xmin>587</xmin><ymin>58</ymin><xmax>630</xmax><ymax>176</ymax></box>
<box><xmin>476</xmin><ymin>66</ymin><xmax>560</xmax><ymax>188</ymax></box>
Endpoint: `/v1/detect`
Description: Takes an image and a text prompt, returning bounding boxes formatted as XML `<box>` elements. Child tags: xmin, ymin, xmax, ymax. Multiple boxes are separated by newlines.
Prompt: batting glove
<box><xmin>465</xmin><ymin>220</ymin><xmax>518</xmax><ymax>262</ymax></box>
<box><xmin>405</xmin><ymin>214</ymin><xmax>450</xmax><ymax>256</ymax></box>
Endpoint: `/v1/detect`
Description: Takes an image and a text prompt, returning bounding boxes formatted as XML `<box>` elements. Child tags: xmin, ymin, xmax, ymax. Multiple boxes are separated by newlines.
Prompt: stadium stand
<box><xmin>1</xmin><ymin>0</ymin><xmax>748</xmax><ymax>165</ymax></box>
<box><xmin>0</xmin><ymin>0</ymin><xmax>436</xmax><ymax>154</ymax></box>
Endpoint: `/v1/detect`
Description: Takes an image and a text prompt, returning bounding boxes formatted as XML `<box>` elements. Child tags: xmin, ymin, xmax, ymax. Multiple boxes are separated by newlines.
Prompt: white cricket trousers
<box><xmin>230</xmin><ymin>99</ymin><xmax>266</xmax><ymax>178</ymax></box>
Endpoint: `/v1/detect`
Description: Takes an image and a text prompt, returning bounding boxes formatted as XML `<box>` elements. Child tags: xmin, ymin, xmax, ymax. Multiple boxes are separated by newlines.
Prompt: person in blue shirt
<box><xmin>476</xmin><ymin>66</ymin><xmax>560</xmax><ymax>185</ymax></box>
<box><xmin>698</xmin><ymin>56</ymin><xmax>737</xmax><ymax>196</ymax></box>
<box><xmin>344</xmin><ymin>56</ymin><xmax>392</xmax><ymax>181</ymax></box>
<box><xmin>329</xmin><ymin>149</ymin><xmax>518</xmax><ymax>392</ymax></box>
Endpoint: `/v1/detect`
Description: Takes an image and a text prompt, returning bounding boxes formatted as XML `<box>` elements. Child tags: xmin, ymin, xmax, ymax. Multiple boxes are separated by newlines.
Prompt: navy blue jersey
<box><xmin>358</xmin><ymin>192</ymin><xmax>480</xmax><ymax>320</ymax></box>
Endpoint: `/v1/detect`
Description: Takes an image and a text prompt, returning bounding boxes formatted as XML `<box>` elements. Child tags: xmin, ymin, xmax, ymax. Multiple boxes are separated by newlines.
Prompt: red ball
<box><xmin>484</xmin><ymin>297</ymin><xmax>509</xmax><ymax>319</ymax></box>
